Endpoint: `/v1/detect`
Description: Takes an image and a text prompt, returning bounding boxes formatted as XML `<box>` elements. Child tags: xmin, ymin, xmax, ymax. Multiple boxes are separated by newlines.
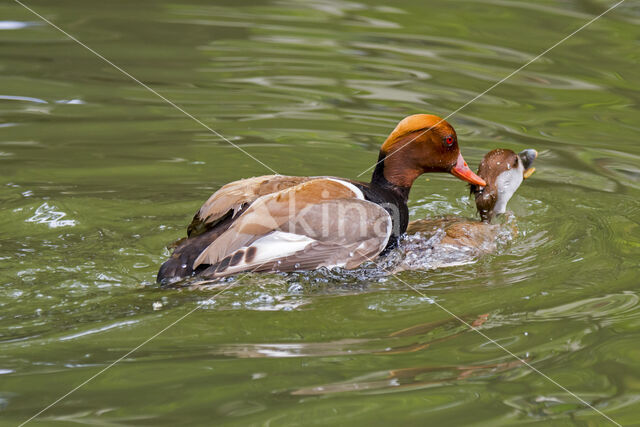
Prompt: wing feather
<box><xmin>193</xmin><ymin>192</ymin><xmax>392</xmax><ymax>278</ymax></box>
<box><xmin>188</xmin><ymin>175</ymin><xmax>313</xmax><ymax>237</ymax></box>
<box><xmin>193</xmin><ymin>178</ymin><xmax>364</xmax><ymax>267</ymax></box>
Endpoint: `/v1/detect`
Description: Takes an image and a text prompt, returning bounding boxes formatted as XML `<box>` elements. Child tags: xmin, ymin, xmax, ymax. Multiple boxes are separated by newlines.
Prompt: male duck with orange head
<box><xmin>157</xmin><ymin>114</ymin><xmax>486</xmax><ymax>283</ymax></box>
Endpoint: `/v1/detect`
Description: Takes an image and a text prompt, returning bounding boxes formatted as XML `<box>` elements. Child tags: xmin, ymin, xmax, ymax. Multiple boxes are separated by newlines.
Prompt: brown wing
<box><xmin>406</xmin><ymin>216</ymin><xmax>465</xmax><ymax>237</ymax></box>
<box><xmin>197</xmin><ymin>199</ymin><xmax>392</xmax><ymax>279</ymax></box>
<box><xmin>408</xmin><ymin>217</ymin><xmax>497</xmax><ymax>249</ymax></box>
<box><xmin>193</xmin><ymin>178</ymin><xmax>363</xmax><ymax>267</ymax></box>
<box><xmin>441</xmin><ymin>222</ymin><xmax>499</xmax><ymax>249</ymax></box>
<box><xmin>190</xmin><ymin>179</ymin><xmax>391</xmax><ymax>278</ymax></box>
<box><xmin>187</xmin><ymin>175</ymin><xmax>314</xmax><ymax>237</ymax></box>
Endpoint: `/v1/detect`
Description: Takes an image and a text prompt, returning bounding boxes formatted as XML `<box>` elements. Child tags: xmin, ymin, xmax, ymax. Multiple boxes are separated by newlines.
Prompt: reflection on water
<box><xmin>1</xmin><ymin>0</ymin><xmax>640</xmax><ymax>425</ymax></box>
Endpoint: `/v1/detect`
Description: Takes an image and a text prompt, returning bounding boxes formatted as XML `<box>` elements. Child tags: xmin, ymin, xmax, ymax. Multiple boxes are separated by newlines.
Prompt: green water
<box><xmin>1</xmin><ymin>0</ymin><xmax>640</xmax><ymax>425</ymax></box>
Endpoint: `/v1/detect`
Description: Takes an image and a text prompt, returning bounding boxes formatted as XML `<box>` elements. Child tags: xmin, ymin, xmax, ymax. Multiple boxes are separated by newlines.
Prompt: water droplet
<box><xmin>288</xmin><ymin>283</ymin><xmax>303</xmax><ymax>293</ymax></box>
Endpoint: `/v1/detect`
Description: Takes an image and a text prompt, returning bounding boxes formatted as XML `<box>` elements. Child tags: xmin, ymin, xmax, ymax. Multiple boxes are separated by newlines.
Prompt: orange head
<box><xmin>377</xmin><ymin>114</ymin><xmax>486</xmax><ymax>188</ymax></box>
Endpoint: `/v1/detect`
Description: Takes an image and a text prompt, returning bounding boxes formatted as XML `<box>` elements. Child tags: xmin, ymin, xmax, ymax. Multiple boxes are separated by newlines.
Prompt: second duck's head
<box><xmin>470</xmin><ymin>148</ymin><xmax>537</xmax><ymax>222</ymax></box>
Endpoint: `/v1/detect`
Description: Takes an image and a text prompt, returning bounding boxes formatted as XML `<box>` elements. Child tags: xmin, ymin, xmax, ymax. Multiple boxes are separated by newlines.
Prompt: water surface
<box><xmin>1</xmin><ymin>0</ymin><xmax>639</xmax><ymax>425</ymax></box>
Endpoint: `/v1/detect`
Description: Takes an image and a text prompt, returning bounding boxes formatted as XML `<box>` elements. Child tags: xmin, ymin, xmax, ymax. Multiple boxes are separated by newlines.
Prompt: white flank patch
<box><xmin>326</xmin><ymin>178</ymin><xmax>365</xmax><ymax>200</ymax></box>
<box><xmin>237</xmin><ymin>231</ymin><xmax>315</xmax><ymax>267</ymax></box>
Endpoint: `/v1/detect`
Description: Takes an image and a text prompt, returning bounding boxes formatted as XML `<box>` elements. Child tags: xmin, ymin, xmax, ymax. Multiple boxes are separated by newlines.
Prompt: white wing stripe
<box><xmin>231</xmin><ymin>232</ymin><xmax>315</xmax><ymax>270</ymax></box>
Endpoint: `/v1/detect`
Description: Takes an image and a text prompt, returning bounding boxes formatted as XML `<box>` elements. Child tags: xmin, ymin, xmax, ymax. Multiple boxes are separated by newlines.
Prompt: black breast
<box><xmin>352</xmin><ymin>181</ymin><xmax>409</xmax><ymax>250</ymax></box>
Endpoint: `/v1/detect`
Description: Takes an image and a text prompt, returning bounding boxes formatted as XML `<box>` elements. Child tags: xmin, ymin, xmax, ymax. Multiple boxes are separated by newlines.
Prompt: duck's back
<box><xmin>407</xmin><ymin>217</ymin><xmax>500</xmax><ymax>251</ymax></box>
<box><xmin>159</xmin><ymin>175</ymin><xmax>311</xmax><ymax>283</ymax></box>
<box><xmin>157</xmin><ymin>175</ymin><xmax>393</xmax><ymax>284</ymax></box>
<box><xmin>187</xmin><ymin>175</ymin><xmax>313</xmax><ymax>237</ymax></box>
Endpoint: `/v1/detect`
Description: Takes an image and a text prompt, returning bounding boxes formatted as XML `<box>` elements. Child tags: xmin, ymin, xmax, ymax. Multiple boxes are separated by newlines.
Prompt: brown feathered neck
<box><xmin>370</xmin><ymin>151</ymin><xmax>412</xmax><ymax>202</ymax></box>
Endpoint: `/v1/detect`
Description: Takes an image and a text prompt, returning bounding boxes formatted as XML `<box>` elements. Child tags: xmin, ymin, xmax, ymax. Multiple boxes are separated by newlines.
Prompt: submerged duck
<box><xmin>157</xmin><ymin>114</ymin><xmax>486</xmax><ymax>283</ymax></box>
<box><xmin>405</xmin><ymin>148</ymin><xmax>537</xmax><ymax>255</ymax></box>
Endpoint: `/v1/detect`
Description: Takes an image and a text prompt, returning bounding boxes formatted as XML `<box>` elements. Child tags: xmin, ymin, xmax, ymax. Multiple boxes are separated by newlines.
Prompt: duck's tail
<box><xmin>157</xmin><ymin>232</ymin><xmax>211</xmax><ymax>284</ymax></box>
<box><xmin>157</xmin><ymin>218</ymin><xmax>237</xmax><ymax>285</ymax></box>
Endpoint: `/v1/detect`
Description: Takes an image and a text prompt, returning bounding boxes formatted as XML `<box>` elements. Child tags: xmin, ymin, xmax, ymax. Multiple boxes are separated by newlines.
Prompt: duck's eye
<box><xmin>444</xmin><ymin>136</ymin><xmax>454</xmax><ymax>146</ymax></box>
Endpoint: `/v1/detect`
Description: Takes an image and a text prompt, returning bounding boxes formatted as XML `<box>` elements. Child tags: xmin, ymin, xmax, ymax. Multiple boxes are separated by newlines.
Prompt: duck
<box><xmin>157</xmin><ymin>114</ymin><xmax>487</xmax><ymax>283</ymax></box>
<box><xmin>404</xmin><ymin>148</ymin><xmax>537</xmax><ymax>257</ymax></box>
